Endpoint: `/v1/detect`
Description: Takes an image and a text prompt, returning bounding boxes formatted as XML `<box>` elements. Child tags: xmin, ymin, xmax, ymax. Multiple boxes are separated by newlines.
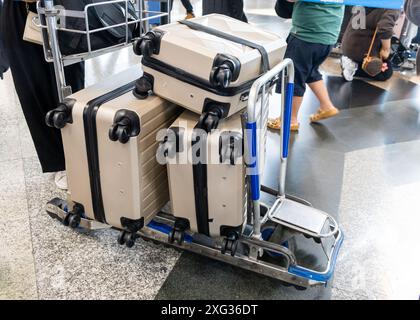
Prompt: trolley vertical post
<box><xmin>246</xmin><ymin>59</ymin><xmax>294</xmax><ymax>239</ymax></box>
<box><xmin>279</xmin><ymin>68</ymin><xmax>294</xmax><ymax>197</ymax></box>
<box><xmin>44</xmin><ymin>0</ymin><xmax>69</xmax><ymax>102</ymax></box>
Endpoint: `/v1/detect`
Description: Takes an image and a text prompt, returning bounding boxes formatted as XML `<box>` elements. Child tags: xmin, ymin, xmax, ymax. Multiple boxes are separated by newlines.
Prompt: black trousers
<box><xmin>229</xmin><ymin>0</ymin><xmax>248</xmax><ymax>23</ymax></box>
<box><xmin>202</xmin><ymin>0</ymin><xmax>248</xmax><ymax>23</ymax></box>
<box><xmin>171</xmin><ymin>0</ymin><xmax>194</xmax><ymax>13</ymax></box>
<box><xmin>1</xmin><ymin>1</ymin><xmax>85</xmax><ymax>173</ymax></box>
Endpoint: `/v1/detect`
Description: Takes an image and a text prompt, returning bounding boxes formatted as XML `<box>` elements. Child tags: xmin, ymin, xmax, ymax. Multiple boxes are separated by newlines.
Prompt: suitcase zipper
<box><xmin>83</xmin><ymin>81</ymin><xmax>136</xmax><ymax>224</ymax></box>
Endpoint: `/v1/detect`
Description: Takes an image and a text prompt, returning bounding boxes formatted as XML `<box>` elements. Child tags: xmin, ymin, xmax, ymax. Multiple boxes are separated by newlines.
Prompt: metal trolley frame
<box><xmin>42</xmin><ymin>1</ymin><xmax>344</xmax><ymax>288</ymax></box>
<box><xmin>36</xmin><ymin>0</ymin><xmax>171</xmax><ymax>101</ymax></box>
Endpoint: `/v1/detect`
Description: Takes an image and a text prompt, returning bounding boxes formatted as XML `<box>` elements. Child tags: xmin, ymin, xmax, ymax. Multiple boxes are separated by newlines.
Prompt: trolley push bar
<box><xmin>45</xmin><ymin>60</ymin><xmax>343</xmax><ymax>288</ymax></box>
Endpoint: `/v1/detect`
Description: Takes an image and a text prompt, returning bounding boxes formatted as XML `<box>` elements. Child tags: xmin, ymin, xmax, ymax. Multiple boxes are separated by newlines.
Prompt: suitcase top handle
<box><xmin>178</xmin><ymin>20</ymin><xmax>270</xmax><ymax>74</ymax></box>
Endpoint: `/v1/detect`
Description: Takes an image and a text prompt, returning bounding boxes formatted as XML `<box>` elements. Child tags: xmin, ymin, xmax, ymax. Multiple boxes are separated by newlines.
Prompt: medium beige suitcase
<box><xmin>45</xmin><ymin>67</ymin><xmax>181</xmax><ymax>247</ymax></box>
<box><xmin>133</xmin><ymin>14</ymin><xmax>287</xmax><ymax>126</ymax></box>
<box><xmin>158</xmin><ymin>110</ymin><xmax>246</xmax><ymax>243</ymax></box>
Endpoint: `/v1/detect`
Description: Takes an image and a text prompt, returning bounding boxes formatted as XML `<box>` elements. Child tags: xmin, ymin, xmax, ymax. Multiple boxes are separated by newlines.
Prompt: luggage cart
<box><xmin>42</xmin><ymin>2</ymin><xmax>343</xmax><ymax>289</ymax></box>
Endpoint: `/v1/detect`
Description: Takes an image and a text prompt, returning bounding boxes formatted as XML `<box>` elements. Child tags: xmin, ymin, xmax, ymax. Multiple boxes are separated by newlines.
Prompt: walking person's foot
<box><xmin>267</xmin><ymin>118</ymin><xmax>300</xmax><ymax>132</ymax></box>
<box><xmin>309</xmin><ymin>106</ymin><xmax>339</xmax><ymax>123</ymax></box>
<box><xmin>54</xmin><ymin>171</ymin><xmax>68</xmax><ymax>190</ymax></box>
<box><xmin>185</xmin><ymin>12</ymin><xmax>195</xmax><ymax>19</ymax></box>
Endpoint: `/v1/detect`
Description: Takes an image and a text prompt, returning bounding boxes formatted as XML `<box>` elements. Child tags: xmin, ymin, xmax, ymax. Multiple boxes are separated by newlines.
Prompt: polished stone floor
<box><xmin>1</xmin><ymin>0</ymin><xmax>420</xmax><ymax>300</ymax></box>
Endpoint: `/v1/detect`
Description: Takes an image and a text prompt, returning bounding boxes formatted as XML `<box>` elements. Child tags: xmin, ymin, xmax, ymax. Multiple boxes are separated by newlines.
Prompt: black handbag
<box><xmin>0</xmin><ymin>0</ymin><xmax>9</xmax><ymax>79</ymax></box>
<box><xmin>274</xmin><ymin>0</ymin><xmax>294</xmax><ymax>19</ymax></box>
<box><xmin>53</xmin><ymin>0</ymin><xmax>139</xmax><ymax>55</ymax></box>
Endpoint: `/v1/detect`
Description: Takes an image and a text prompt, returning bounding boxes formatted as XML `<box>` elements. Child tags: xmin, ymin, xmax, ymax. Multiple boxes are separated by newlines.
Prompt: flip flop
<box><xmin>267</xmin><ymin>118</ymin><xmax>300</xmax><ymax>132</ymax></box>
<box><xmin>310</xmin><ymin>107</ymin><xmax>339</xmax><ymax>123</ymax></box>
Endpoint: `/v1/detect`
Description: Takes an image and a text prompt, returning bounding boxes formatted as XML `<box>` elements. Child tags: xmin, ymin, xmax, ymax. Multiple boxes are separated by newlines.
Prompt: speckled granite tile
<box><xmin>22</xmin><ymin>157</ymin><xmax>181</xmax><ymax>300</ymax></box>
<box><xmin>332</xmin><ymin>142</ymin><xmax>420</xmax><ymax>300</ymax></box>
<box><xmin>0</xmin><ymin>119</ymin><xmax>21</xmax><ymax>163</ymax></box>
<box><xmin>0</xmin><ymin>159</ymin><xmax>38</xmax><ymax>300</ymax></box>
<box><xmin>0</xmin><ymin>71</ymin><xmax>20</xmax><ymax>123</ymax></box>
<box><xmin>0</xmin><ymin>159</ymin><xmax>28</xmax><ymax>222</ymax></box>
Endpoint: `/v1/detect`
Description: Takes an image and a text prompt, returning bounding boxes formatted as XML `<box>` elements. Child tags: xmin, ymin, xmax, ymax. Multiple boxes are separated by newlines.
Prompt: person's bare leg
<box><xmin>268</xmin><ymin>95</ymin><xmax>303</xmax><ymax>130</ymax></box>
<box><xmin>307</xmin><ymin>80</ymin><xmax>339</xmax><ymax>122</ymax></box>
<box><xmin>291</xmin><ymin>96</ymin><xmax>304</xmax><ymax>126</ymax></box>
<box><xmin>307</xmin><ymin>80</ymin><xmax>336</xmax><ymax>111</ymax></box>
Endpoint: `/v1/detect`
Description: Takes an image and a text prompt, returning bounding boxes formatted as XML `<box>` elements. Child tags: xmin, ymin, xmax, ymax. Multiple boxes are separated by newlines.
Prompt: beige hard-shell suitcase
<box><xmin>133</xmin><ymin>14</ymin><xmax>287</xmax><ymax>126</ymax></box>
<box><xmin>45</xmin><ymin>67</ymin><xmax>181</xmax><ymax>244</ymax></box>
<box><xmin>159</xmin><ymin>110</ymin><xmax>246</xmax><ymax>239</ymax></box>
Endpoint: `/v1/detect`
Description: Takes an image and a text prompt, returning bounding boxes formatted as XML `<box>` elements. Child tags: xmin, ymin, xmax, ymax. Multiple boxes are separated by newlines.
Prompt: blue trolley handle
<box><xmin>246</xmin><ymin>59</ymin><xmax>295</xmax><ymax>238</ymax></box>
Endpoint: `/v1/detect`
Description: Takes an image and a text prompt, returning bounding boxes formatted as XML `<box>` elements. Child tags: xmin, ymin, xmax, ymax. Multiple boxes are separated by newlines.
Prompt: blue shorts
<box><xmin>284</xmin><ymin>34</ymin><xmax>333</xmax><ymax>97</ymax></box>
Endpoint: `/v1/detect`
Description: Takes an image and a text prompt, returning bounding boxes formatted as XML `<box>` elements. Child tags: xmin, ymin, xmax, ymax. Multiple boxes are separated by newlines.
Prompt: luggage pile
<box><xmin>46</xmin><ymin>14</ymin><xmax>343</xmax><ymax>288</ymax></box>
<box><xmin>132</xmin><ymin>14</ymin><xmax>286</xmax><ymax>241</ymax></box>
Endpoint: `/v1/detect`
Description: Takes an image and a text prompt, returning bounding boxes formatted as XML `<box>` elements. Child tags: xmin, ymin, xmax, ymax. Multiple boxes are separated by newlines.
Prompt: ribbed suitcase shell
<box><xmin>165</xmin><ymin>111</ymin><xmax>246</xmax><ymax>237</ymax></box>
<box><xmin>61</xmin><ymin>68</ymin><xmax>180</xmax><ymax>229</ymax></box>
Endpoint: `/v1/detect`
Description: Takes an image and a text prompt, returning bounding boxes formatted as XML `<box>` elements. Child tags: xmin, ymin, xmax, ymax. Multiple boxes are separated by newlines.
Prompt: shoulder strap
<box><xmin>367</xmin><ymin>26</ymin><xmax>379</xmax><ymax>58</ymax></box>
<box><xmin>179</xmin><ymin>19</ymin><xmax>270</xmax><ymax>73</ymax></box>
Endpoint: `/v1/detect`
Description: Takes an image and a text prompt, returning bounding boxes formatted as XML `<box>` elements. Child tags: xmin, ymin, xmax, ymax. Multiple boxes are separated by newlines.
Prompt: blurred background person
<box><xmin>341</xmin><ymin>8</ymin><xmax>400</xmax><ymax>81</ymax></box>
<box><xmin>171</xmin><ymin>0</ymin><xmax>195</xmax><ymax>19</ymax></box>
<box><xmin>268</xmin><ymin>0</ymin><xmax>344</xmax><ymax>132</ymax></box>
<box><xmin>202</xmin><ymin>0</ymin><xmax>247</xmax><ymax>22</ymax></box>
<box><xmin>404</xmin><ymin>0</ymin><xmax>420</xmax><ymax>74</ymax></box>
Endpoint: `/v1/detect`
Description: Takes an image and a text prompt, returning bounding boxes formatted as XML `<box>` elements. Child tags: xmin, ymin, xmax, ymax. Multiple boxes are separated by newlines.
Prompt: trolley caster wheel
<box><xmin>68</xmin><ymin>214</ymin><xmax>81</xmax><ymax>229</ymax></box>
<box><xmin>280</xmin><ymin>281</ymin><xmax>293</xmax><ymax>288</ymax></box>
<box><xmin>221</xmin><ymin>238</ymin><xmax>238</xmax><ymax>257</ymax></box>
<box><xmin>118</xmin><ymin>230</ymin><xmax>137</xmax><ymax>248</ymax></box>
<box><xmin>294</xmin><ymin>285</ymin><xmax>307</xmax><ymax>291</ymax></box>
<box><xmin>168</xmin><ymin>229</ymin><xmax>185</xmax><ymax>245</ymax></box>
<box><xmin>133</xmin><ymin>76</ymin><xmax>153</xmax><ymax>100</ymax></box>
<box><xmin>62</xmin><ymin>212</ymin><xmax>80</xmax><ymax>229</ymax></box>
<box><xmin>62</xmin><ymin>212</ymin><xmax>71</xmax><ymax>227</ymax></box>
<box><xmin>313</xmin><ymin>237</ymin><xmax>321</xmax><ymax>244</ymax></box>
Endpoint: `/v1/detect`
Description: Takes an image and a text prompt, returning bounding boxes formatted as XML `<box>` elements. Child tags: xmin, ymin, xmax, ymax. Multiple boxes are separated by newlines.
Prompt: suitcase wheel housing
<box><xmin>109</xmin><ymin>109</ymin><xmax>141</xmax><ymax>144</ymax></box>
<box><xmin>133</xmin><ymin>30</ymin><xmax>164</xmax><ymax>57</ymax></box>
<box><xmin>45</xmin><ymin>99</ymin><xmax>75</xmax><ymax>129</ymax></box>
<box><xmin>133</xmin><ymin>75</ymin><xmax>154</xmax><ymax>100</ymax></box>
<box><xmin>210</xmin><ymin>54</ymin><xmax>241</xmax><ymax>88</ymax></box>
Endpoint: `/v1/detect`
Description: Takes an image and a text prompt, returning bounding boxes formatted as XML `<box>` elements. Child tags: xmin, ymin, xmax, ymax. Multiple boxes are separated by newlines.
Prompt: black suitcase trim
<box><xmin>191</xmin><ymin>124</ymin><xmax>211</xmax><ymax>236</ymax></box>
<box><xmin>83</xmin><ymin>81</ymin><xmax>136</xmax><ymax>224</ymax></box>
<box><xmin>142</xmin><ymin>56</ymin><xmax>256</xmax><ymax>97</ymax></box>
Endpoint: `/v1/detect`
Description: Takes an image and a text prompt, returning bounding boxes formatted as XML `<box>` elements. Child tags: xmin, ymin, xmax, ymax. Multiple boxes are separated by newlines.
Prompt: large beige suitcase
<box><xmin>133</xmin><ymin>14</ymin><xmax>287</xmax><ymax>126</ymax></box>
<box><xmin>46</xmin><ymin>68</ymin><xmax>181</xmax><ymax>247</ymax></box>
<box><xmin>158</xmin><ymin>110</ymin><xmax>246</xmax><ymax>242</ymax></box>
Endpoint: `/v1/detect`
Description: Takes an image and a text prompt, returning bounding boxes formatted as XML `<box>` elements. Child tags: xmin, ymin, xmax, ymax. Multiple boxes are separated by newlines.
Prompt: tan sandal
<box><xmin>290</xmin><ymin>123</ymin><xmax>300</xmax><ymax>132</ymax></box>
<box><xmin>310</xmin><ymin>107</ymin><xmax>339</xmax><ymax>122</ymax></box>
<box><xmin>267</xmin><ymin>118</ymin><xmax>300</xmax><ymax>132</ymax></box>
<box><xmin>267</xmin><ymin>118</ymin><xmax>281</xmax><ymax>130</ymax></box>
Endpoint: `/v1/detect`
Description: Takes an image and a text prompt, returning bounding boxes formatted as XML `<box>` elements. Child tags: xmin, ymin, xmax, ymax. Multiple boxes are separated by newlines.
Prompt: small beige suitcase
<box><xmin>46</xmin><ymin>67</ymin><xmax>181</xmax><ymax>247</ymax></box>
<box><xmin>158</xmin><ymin>110</ymin><xmax>246</xmax><ymax>243</ymax></box>
<box><xmin>133</xmin><ymin>14</ymin><xmax>287</xmax><ymax>126</ymax></box>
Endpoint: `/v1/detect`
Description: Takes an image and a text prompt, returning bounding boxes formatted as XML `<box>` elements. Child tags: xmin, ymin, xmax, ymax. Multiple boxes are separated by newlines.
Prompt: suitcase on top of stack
<box><xmin>132</xmin><ymin>14</ymin><xmax>287</xmax><ymax>129</ymax></box>
<box><xmin>45</xmin><ymin>67</ymin><xmax>181</xmax><ymax>247</ymax></box>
